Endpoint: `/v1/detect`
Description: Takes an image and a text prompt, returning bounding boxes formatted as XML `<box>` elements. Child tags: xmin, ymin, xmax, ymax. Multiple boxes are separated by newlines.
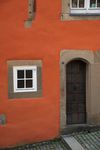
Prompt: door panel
<box><xmin>66</xmin><ymin>60</ymin><xmax>86</xmax><ymax>124</ymax></box>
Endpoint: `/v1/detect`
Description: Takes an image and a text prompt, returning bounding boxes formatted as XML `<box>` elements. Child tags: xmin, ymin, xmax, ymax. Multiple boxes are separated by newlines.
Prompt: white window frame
<box><xmin>13</xmin><ymin>66</ymin><xmax>37</xmax><ymax>93</ymax></box>
<box><xmin>70</xmin><ymin>0</ymin><xmax>100</xmax><ymax>14</ymax></box>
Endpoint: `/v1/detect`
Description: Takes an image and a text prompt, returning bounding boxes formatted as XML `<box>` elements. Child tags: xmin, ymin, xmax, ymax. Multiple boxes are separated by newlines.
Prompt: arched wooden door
<box><xmin>66</xmin><ymin>60</ymin><xmax>86</xmax><ymax>124</ymax></box>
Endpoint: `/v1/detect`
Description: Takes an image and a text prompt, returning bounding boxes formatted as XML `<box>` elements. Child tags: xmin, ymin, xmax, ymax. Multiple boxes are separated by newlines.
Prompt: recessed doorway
<box><xmin>66</xmin><ymin>60</ymin><xmax>86</xmax><ymax>125</ymax></box>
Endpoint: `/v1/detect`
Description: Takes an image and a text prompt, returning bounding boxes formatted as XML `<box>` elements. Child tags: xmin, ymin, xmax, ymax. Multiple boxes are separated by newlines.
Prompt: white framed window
<box><xmin>8</xmin><ymin>60</ymin><xmax>42</xmax><ymax>99</ymax></box>
<box><xmin>13</xmin><ymin>66</ymin><xmax>37</xmax><ymax>93</ymax></box>
<box><xmin>70</xmin><ymin>0</ymin><xmax>100</xmax><ymax>14</ymax></box>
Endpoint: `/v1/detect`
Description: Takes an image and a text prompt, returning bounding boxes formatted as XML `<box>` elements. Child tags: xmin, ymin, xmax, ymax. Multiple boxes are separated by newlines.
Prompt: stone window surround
<box><xmin>8</xmin><ymin>60</ymin><xmax>42</xmax><ymax>99</ymax></box>
<box><xmin>61</xmin><ymin>0</ymin><xmax>100</xmax><ymax>20</ymax></box>
<box><xmin>60</xmin><ymin>50</ymin><xmax>94</xmax><ymax>131</ymax></box>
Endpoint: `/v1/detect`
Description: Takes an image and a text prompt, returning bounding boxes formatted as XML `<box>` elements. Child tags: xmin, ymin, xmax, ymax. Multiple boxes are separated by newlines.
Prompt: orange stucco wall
<box><xmin>0</xmin><ymin>0</ymin><xmax>100</xmax><ymax>148</ymax></box>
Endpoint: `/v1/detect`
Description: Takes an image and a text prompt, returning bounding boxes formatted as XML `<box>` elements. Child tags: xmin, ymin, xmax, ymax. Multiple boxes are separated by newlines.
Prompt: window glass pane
<box><xmin>26</xmin><ymin>70</ymin><xmax>32</xmax><ymax>78</ymax></box>
<box><xmin>90</xmin><ymin>0</ymin><xmax>96</xmax><ymax>7</ymax></box>
<box><xmin>72</xmin><ymin>0</ymin><xmax>77</xmax><ymax>8</ymax></box>
<box><xmin>97</xmin><ymin>0</ymin><xmax>100</xmax><ymax>7</ymax></box>
<box><xmin>26</xmin><ymin>80</ymin><xmax>33</xmax><ymax>88</ymax></box>
<box><xmin>17</xmin><ymin>70</ymin><xmax>24</xmax><ymax>79</ymax></box>
<box><xmin>79</xmin><ymin>0</ymin><xmax>84</xmax><ymax>8</ymax></box>
<box><xmin>17</xmin><ymin>80</ymin><xmax>24</xmax><ymax>88</ymax></box>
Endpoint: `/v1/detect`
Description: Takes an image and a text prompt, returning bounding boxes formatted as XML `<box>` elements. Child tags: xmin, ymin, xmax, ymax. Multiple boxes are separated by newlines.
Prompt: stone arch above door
<box><xmin>60</xmin><ymin>50</ymin><xmax>94</xmax><ymax>131</ymax></box>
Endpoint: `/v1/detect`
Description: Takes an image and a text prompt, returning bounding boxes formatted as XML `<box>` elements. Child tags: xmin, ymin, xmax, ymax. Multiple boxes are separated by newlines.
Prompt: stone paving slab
<box><xmin>62</xmin><ymin>136</ymin><xmax>85</xmax><ymax>150</ymax></box>
<box><xmin>62</xmin><ymin>129</ymin><xmax>100</xmax><ymax>150</ymax></box>
<box><xmin>73</xmin><ymin>130</ymin><xmax>100</xmax><ymax>150</ymax></box>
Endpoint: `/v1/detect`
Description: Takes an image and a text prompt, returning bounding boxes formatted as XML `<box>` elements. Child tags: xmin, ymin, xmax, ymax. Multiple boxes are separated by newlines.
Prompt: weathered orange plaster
<box><xmin>0</xmin><ymin>0</ymin><xmax>100</xmax><ymax>148</ymax></box>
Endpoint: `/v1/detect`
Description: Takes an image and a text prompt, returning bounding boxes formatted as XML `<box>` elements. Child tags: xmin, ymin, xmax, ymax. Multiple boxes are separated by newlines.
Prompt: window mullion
<box><xmin>96</xmin><ymin>0</ymin><xmax>97</xmax><ymax>8</ymax></box>
<box><xmin>24</xmin><ymin>70</ymin><xmax>26</xmax><ymax>89</ymax></box>
<box><xmin>15</xmin><ymin>69</ymin><xmax>18</xmax><ymax>91</ymax></box>
<box><xmin>87</xmin><ymin>0</ymin><xmax>90</xmax><ymax>10</ymax></box>
<box><xmin>84</xmin><ymin>0</ymin><xmax>87</xmax><ymax>9</ymax></box>
<box><xmin>32</xmin><ymin>70</ymin><xmax>34</xmax><ymax>88</ymax></box>
<box><xmin>78</xmin><ymin>0</ymin><xmax>79</xmax><ymax>8</ymax></box>
<box><xmin>34</xmin><ymin>68</ymin><xmax>37</xmax><ymax>90</ymax></box>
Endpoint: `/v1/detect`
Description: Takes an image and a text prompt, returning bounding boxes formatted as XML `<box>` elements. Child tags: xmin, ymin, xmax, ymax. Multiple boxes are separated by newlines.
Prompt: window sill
<box><xmin>61</xmin><ymin>13</ymin><xmax>100</xmax><ymax>21</ymax></box>
<box><xmin>70</xmin><ymin>13</ymin><xmax>100</xmax><ymax>16</ymax></box>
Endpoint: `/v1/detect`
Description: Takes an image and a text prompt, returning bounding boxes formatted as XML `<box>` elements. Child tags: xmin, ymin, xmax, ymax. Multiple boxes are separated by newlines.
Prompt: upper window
<box><xmin>61</xmin><ymin>0</ymin><xmax>100</xmax><ymax>20</ymax></box>
<box><xmin>71</xmin><ymin>0</ymin><xmax>100</xmax><ymax>14</ymax></box>
<box><xmin>13</xmin><ymin>66</ymin><xmax>37</xmax><ymax>93</ymax></box>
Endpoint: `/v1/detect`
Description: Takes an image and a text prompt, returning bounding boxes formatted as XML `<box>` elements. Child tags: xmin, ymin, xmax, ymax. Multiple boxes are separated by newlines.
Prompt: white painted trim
<box><xmin>13</xmin><ymin>66</ymin><xmax>37</xmax><ymax>93</ymax></box>
<box><xmin>70</xmin><ymin>0</ymin><xmax>100</xmax><ymax>14</ymax></box>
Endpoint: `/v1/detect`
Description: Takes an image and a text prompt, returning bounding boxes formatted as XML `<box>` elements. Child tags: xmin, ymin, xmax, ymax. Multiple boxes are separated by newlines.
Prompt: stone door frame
<box><xmin>60</xmin><ymin>50</ymin><xmax>94</xmax><ymax>131</ymax></box>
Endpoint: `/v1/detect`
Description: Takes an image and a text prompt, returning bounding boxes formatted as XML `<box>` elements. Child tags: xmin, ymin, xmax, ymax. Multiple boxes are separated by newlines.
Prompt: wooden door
<box><xmin>66</xmin><ymin>60</ymin><xmax>86</xmax><ymax>124</ymax></box>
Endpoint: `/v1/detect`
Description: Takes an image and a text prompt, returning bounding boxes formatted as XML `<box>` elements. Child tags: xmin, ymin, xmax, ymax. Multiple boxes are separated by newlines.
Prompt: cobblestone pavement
<box><xmin>0</xmin><ymin>139</ymin><xmax>68</xmax><ymax>150</ymax></box>
<box><xmin>73</xmin><ymin>130</ymin><xmax>100</xmax><ymax>150</ymax></box>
